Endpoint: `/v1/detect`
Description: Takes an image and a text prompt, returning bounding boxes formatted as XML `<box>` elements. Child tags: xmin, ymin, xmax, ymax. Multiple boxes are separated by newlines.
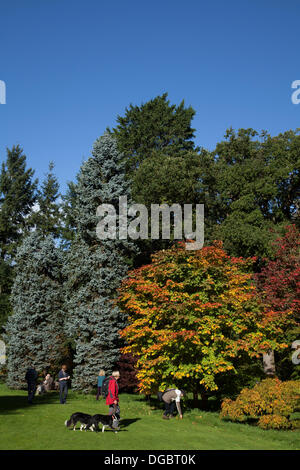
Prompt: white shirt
<box><xmin>172</xmin><ymin>389</ymin><xmax>181</xmax><ymax>403</ymax></box>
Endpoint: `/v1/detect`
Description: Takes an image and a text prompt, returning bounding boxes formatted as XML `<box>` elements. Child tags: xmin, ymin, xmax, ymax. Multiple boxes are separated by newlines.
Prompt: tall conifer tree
<box><xmin>0</xmin><ymin>145</ymin><xmax>38</xmax><ymax>334</ymax></box>
<box><xmin>33</xmin><ymin>161</ymin><xmax>62</xmax><ymax>238</ymax></box>
<box><xmin>110</xmin><ymin>93</ymin><xmax>196</xmax><ymax>173</ymax></box>
<box><xmin>64</xmin><ymin>134</ymin><xmax>136</xmax><ymax>392</ymax></box>
<box><xmin>5</xmin><ymin>233</ymin><xmax>65</xmax><ymax>388</ymax></box>
<box><xmin>0</xmin><ymin>145</ymin><xmax>38</xmax><ymax>260</ymax></box>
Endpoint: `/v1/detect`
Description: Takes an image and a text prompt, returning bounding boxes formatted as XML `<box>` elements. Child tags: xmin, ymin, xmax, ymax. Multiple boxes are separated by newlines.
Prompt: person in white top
<box><xmin>162</xmin><ymin>388</ymin><xmax>185</xmax><ymax>420</ymax></box>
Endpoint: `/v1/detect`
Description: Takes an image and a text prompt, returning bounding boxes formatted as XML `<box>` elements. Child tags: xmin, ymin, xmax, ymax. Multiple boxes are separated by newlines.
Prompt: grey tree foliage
<box><xmin>5</xmin><ymin>232</ymin><xmax>65</xmax><ymax>388</ymax></box>
<box><xmin>64</xmin><ymin>133</ymin><xmax>137</xmax><ymax>392</ymax></box>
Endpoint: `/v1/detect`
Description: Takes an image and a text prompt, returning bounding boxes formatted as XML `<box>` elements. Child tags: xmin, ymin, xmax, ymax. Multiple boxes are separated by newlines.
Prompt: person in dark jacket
<box><xmin>58</xmin><ymin>365</ymin><xmax>70</xmax><ymax>404</ymax></box>
<box><xmin>25</xmin><ymin>367</ymin><xmax>38</xmax><ymax>404</ymax></box>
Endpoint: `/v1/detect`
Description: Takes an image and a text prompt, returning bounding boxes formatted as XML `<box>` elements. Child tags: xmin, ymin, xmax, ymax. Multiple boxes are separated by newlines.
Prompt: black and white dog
<box><xmin>65</xmin><ymin>412</ymin><xmax>96</xmax><ymax>432</ymax></box>
<box><xmin>90</xmin><ymin>413</ymin><xmax>120</xmax><ymax>433</ymax></box>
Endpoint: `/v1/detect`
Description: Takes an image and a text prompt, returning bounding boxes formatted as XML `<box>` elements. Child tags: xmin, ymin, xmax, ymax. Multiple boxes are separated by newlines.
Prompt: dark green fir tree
<box><xmin>64</xmin><ymin>133</ymin><xmax>137</xmax><ymax>392</ymax></box>
<box><xmin>110</xmin><ymin>92</ymin><xmax>197</xmax><ymax>173</ymax></box>
<box><xmin>33</xmin><ymin>161</ymin><xmax>62</xmax><ymax>238</ymax></box>
<box><xmin>0</xmin><ymin>145</ymin><xmax>38</xmax><ymax>335</ymax></box>
<box><xmin>0</xmin><ymin>145</ymin><xmax>38</xmax><ymax>260</ymax></box>
<box><xmin>5</xmin><ymin>232</ymin><xmax>65</xmax><ymax>388</ymax></box>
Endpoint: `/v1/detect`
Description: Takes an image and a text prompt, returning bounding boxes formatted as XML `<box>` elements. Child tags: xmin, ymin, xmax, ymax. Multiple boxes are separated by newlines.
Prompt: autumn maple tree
<box><xmin>256</xmin><ymin>225</ymin><xmax>300</xmax><ymax>322</ymax></box>
<box><xmin>255</xmin><ymin>225</ymin><xmax>300</xmax><ymax>379</ymax></box>
<box><xmin>118</xmin><ymin>241</ymin><xmax>289</xmax><ymax>396</ymax></box>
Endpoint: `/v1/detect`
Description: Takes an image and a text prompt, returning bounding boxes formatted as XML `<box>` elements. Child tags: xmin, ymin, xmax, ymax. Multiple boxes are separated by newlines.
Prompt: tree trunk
<box><xmin>200</xmin><ymin>391</ymin><xmax>208</xmax><ymax>409</ymax></box>
<box><xmin>193</xmin><ymin>390</ymin><xmax>199</xmax><ymax>408</ymax></box>
<box><xmin>263</xmin><ymin>350</ymin><xmax>276</xmax><ymax>376</ymax></box>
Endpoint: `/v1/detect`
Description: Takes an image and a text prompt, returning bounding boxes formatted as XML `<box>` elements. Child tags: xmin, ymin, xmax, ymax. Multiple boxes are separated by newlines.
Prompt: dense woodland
<box><xmin>0</xmin><ymin>94</ymin><xmax>299</xmax><ymax>412</ymax></box>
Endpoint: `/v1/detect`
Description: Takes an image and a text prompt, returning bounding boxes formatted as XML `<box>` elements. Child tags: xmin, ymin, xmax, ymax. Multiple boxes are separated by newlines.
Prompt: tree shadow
<box><xmin>184</xmin><ymin>397</ymin><xmax>221</xmax><ymax>413</ymax></box>
<box><xmin>0</xmin><ymin>391</ymin><xmax>60</xmax><ymax>415</ymax></box>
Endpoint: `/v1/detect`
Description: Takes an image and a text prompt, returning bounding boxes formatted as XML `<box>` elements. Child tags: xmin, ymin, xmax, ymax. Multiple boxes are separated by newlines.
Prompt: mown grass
<box><xmin>0</xmin><ymin>383</ymin><xmax>299</xmax><ymax>450</ymax></box>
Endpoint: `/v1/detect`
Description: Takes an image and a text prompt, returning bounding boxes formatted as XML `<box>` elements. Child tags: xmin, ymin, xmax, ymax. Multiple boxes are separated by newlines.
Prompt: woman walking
<box><xmin>96</xmin><ymin>369</ymin><xmax>106</xmax><ymax>400</ymax></box>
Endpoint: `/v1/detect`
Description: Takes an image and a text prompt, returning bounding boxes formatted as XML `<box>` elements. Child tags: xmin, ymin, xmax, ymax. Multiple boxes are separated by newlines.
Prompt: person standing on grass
<box><xmin>96</xmin><ymin>369</ymin><xmax>106</xmax><ymax>400</ymax></box>
<box><xmin>162</xmin><ymin>389</ymin><xmax>185</xmax><ymax>420</ymax></box>
<box><xmin>58</xmin><ymin>364</ymin><xmax>70</xmax><ymax>404</ymax></box>
<box><xmin>25</xmin><ymin>366</ymin><xmax>38</xmax><ymax>404</ymax></box>
<box><xmin>106</xmin><ymin>370</ymin><xmax>120</xmax><ymax>416</ymax></box>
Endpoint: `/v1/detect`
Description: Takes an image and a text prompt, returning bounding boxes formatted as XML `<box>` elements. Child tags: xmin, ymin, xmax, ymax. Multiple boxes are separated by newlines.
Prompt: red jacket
<box><xmin>106</xmin><ymin>376</ymin><xmax>119</xmax><ymax>405</ymax></box>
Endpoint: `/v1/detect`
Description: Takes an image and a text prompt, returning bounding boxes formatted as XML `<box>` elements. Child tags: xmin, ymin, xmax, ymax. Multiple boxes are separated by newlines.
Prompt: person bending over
<box><xmin>162</xmin><ymin>388</ymin><xmax>185</xmax><ymax>420</ymax></box>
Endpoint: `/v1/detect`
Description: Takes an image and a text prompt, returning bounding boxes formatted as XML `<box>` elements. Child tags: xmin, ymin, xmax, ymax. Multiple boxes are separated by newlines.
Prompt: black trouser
<box><xmin>163</xmin><ymin>400</ymin><xmax>176</xmax><ymax>416</ymax></box>
<box><xmin>96</xmin><ymin>386</ymin><xmax>102</xmax><ymax>400</ymax></box>
<box><xmin>59</xmin><ymin>382</ymin><xmax>68</xmax><ymax>404</ymax></box>
<box><xmin>27</xmin><ymin>382</ymin><xmax>36</xmax><ymax>403</ymax></box>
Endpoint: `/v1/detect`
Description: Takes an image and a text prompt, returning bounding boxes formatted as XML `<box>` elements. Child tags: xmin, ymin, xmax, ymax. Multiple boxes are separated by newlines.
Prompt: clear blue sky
<box><xmin>1</xmin><ymin>0</ymin><xmax>299</xmax><ymax>193</ymax></box>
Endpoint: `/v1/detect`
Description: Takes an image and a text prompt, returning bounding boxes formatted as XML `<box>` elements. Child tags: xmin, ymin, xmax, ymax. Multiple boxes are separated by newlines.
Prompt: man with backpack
<box><xmin>102</xmin><ymin>370</ymin><xmax>121</xmax><ymax>416</ymax></box>
<box><xmin>158</xmin><ymin>388</ymin><xmax>185</xmax><ymax>420</ymax></box>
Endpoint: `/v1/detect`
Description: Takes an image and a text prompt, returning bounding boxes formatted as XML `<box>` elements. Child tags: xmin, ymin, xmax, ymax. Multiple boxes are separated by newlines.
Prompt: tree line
<box><xmin>0</xmin><ymin>93</ymin><xmax>299</xmax><ymax>393</ymax></box>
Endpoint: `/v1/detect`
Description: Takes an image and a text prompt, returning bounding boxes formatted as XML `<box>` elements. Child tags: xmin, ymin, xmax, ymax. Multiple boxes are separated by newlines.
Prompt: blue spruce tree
<box><xmin>5</xmin><ymin>232</ymin><xmax>65</xmax><ymax>388</ymax></box>
<box><xmin>64</xmin><ymin>133</ymin><xmax>137</xmax><ymax>392</ymax></box>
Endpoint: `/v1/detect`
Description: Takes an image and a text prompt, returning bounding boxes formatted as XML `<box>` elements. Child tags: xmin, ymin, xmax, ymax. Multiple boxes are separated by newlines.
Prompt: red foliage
<box><xmin>256</xmin><ymin>225</ymin><xmax>300</xmax><ymax>321</ymax></box>
<box><xmin>116</xmin><ymin>353</ymin><xmax>139</xmax><ymax>392</ymax></box>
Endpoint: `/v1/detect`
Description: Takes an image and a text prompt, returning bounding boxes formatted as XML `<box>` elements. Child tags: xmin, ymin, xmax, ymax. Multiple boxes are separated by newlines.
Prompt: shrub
<box><xmin>220</xmin><ymin>378</ymin><xmax>300</xmax><ymax>429</ymax></box>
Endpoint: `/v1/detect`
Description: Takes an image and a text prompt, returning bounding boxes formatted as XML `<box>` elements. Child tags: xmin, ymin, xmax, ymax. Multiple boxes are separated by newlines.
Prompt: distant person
<box><xmin>25</xmin><ymin>366</ymin><xmax>38</xmax><ymax>404</ymax></box>
<box><xmin>161</xmin><ymin>388</ymin><xmax>185</xmax><ymax>420</ymax></box>
<box><xmin>58</xmin><ymin>365</ymin><xmax>70</xmax><ymax>404</ymax></box>
<box><xmin>43</xmin><ymin>373</ymin><xmax>54</xmax><ymax>392</ymax></box>
<box><xmin>96</xmin><ymin>369</ymin><xmax>106</xmax><ymax>401</ymax></box>
<box><xmin>37</xmin><ymin>373</ymin><xmax>54</xmax><ymax>394</ymax></box>
<box><xmin>105</xmin><ymin>370</ymin><xmax>120</xmax><ymax>416</ymax></box>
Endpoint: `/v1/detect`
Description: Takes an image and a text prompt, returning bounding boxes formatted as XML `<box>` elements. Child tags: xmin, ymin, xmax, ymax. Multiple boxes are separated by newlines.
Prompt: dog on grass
<box><xmin>65</xmin><ymin>412</ymin><xmax>96</xmax><ymax>432</ymax></box>
<box><xmin>89</xmin><ymin>413</ymin><xmax>120</xmax><ymax>433</ymax></box>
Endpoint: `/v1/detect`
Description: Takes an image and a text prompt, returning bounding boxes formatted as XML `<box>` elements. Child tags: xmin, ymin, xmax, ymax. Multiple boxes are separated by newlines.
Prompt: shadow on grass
<box><xmin>0</xmin><ymin>391</ymin><xmax>60</xmax><ymax>415</ymax></box>
<box><xmin>120</xmin><ymin>418</ymin><xmax>140</xmax><ymax>429</ymax></box>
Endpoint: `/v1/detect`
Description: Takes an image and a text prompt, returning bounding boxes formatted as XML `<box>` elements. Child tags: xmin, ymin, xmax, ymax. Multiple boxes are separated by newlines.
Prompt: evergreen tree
<box><xmin>64</xmin><ymin>133</ymin><xmax>137</xmax><ymax>392</ymax></box>
<box><xmin>0</xmin><ymin>259</ymin><xmax>13</xmax><ymax>336</ymax></box>
<box><xmin>0</xmin><ymin>145</ymin><xmax>38</xmax><ymax>260</ymax></box>
<box><xmin>5</xmin><ymin>232</ymin><xmax>65</xmax><ymax>388</ymax></box>
<box><xmin>33</xmin><ymin>162</ymin><xmax>62</xmax><ymax>238</ymax></box>
<box><xmin>60</xmin><ymin>181</ymin><xmax>77</xmax><ymax>248</ymax></box>
<box><xmin>110</xmin><ymin>93</ymin><xmax>197</xmax><ymax>173</ymax></box>
<box><xmin>132</xmin><ymin>150</ymin><xmax>201</xmax><ymax>207</ymax></box>
<box><xmin>203</xmin><ymin>128</ymin><xmax>300</xmax><ymax>257</ymax></box>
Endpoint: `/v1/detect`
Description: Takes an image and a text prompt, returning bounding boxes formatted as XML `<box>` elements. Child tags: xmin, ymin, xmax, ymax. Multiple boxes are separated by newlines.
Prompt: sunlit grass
<box><xmin>0</xmin><ymin>384</ymin><xmax>299</xmax><ymax>450</ymax></box>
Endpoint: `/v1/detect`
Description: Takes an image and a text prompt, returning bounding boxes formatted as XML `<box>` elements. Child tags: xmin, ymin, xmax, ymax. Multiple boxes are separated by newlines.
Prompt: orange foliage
<box><xmin>118</xmin><ymin>242</ymin><xmax>289</xmax><ymax>394</ymax></box>
<box><xmin>220</xmin><ymin>378</ymin><xmax>300</xmax><ymax>429</ymax></box>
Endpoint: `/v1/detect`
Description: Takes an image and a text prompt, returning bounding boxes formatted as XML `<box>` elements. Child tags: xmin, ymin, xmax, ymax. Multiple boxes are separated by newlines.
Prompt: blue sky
<box><xmin>1</xmin><ymin>0</ymin><xmax>299</xmax><ymax>193</ymax></box>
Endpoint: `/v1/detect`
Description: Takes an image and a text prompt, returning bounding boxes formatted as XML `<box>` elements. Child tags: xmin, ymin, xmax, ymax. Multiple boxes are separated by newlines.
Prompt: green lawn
<box><xmin>0</xmin><ymin>383</ymin><xmax>299</xmax><ymax>450</ymax></box>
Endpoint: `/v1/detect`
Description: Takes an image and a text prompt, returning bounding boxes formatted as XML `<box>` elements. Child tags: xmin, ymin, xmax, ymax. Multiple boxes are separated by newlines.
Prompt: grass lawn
<box><xmin>0</xmin><ymin>383</ymin><xmax>299</xmax><ymax>450</ymax></box>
